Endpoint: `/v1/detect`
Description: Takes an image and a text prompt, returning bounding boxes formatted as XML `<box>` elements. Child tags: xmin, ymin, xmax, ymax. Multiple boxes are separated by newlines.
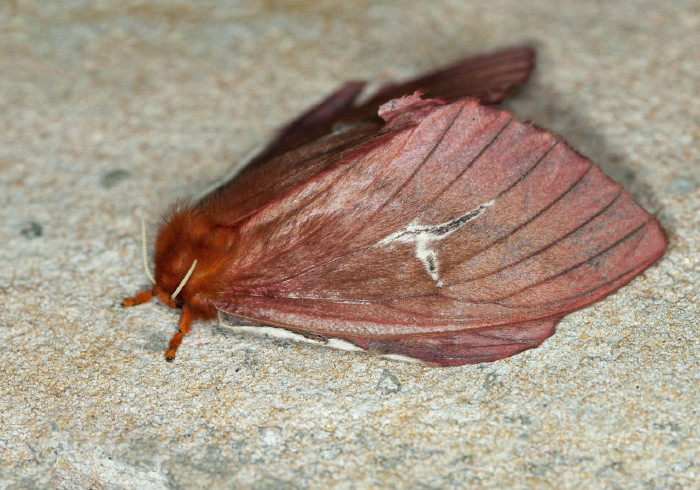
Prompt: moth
<box><xmin>124</xmin><ymin>47</ymin><xmax>667</xmax><ymax>366</ymax></box>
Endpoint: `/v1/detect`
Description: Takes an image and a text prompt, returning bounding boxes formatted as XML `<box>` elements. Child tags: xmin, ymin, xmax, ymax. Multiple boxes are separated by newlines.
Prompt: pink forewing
<box><xmin>214</xmin><ymin>95</ymin><xmax>667</xmax><ymax>347</ymax></box>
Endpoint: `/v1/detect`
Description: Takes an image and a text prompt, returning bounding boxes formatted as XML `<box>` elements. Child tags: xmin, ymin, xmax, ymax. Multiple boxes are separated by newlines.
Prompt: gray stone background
<box><xmin>1</xmin><ymin>0</ymin><xmax>698</xmax><ymax>488</ymax></box>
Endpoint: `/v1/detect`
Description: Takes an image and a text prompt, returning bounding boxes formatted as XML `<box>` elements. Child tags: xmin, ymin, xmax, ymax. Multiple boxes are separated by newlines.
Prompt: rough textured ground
<box><xmin>1</xmin><ymin>1</ymin><xmax>698</xmax><ymax>488</ymax></box>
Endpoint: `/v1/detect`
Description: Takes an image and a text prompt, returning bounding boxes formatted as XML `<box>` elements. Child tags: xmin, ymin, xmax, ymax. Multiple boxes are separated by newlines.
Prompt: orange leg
<box><xmin>165</xmin><ymin>307</ymin><xmax>194</xmax><ymax>362</ymax></box>
<box><xmin>122</xmin><ymin>290</ymin><xmax>154</xmax><ymax>307</ymax></box>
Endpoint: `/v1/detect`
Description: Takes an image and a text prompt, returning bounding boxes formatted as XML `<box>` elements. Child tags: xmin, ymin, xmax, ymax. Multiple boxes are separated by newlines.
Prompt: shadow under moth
<box><xmin>124</xmin><ymin>47</ymin><xmax>667</xmax><ymax>366</ymax></box>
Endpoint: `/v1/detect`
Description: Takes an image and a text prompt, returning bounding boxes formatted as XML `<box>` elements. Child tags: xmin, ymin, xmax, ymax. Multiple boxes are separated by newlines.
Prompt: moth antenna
<box><xmin>171</xmin><ymin>259</ymin><xmax>197</xmax><ymax>301</ymax></box>
<box><xmin>140</xmin><ymin>209</ymin><xmax>157</xmax><ymax>285</ymax></box>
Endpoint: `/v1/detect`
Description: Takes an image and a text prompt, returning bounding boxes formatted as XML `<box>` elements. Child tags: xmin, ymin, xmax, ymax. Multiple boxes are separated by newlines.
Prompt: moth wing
<box><xmin>249</xmin><ymin>81</ymin><xmax>367</xmax><ymax>166</ymax></box>
<box><xmin>341</xmin><ymin>316</ymin><xmax>561</xmax><ymax>366</ymax></box>
<box><xmin>215</xmin><ymin>95</ymin><xmax>666</xmax><ymax>358</ymax></box>
<box><xmin>202</xmin><ymin>47</ymin><xmax>536</xmax><ymax>214</ymax></box>
<box><xmin>219</xmin><ymin>310</ymin><xmax>560</xmax><ymax>367</ymax></box>
<box><xmin>259</xmin><ymin>46</ymin><xmax>535</xmax><ymax>161</ymax></box>
<box><xmin>198</xmin><ymin>119</ymin><xmax>388</xmax><ymax>227</ymax></box>
<box><xmin>347</xmin><ymin>46</ymin><xmax>535</xmax><ymax>122</ymax></box>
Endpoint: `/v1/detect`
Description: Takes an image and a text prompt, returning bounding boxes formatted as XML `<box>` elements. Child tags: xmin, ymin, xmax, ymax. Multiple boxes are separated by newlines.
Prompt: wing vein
<box><xmin>267</xmin><ymin>107</ymin><xmax>512</xmax><ymax>287</ymax></box>
<box><xmin>491</xmin><ymin>218</ymin><xmax>653</xmax><ymax>303</ymax></box>
<box><xmin>244</xmin><ymin>101</ymin><xmax>471</xmax><ymax>287</ymax></box>
<box><xmin>372</xmin><ymin>100</ymin><xmax>469</xmax><ymax>217</ymax></box>
<box><xmin>447</xmin><ymin>166</ymin><xmax>610</xmax><ymax>286</ymax></box>
<box><xmin>463</xmin><ymin>147</ymin><xmax>591</xmax><ymax>261</ymax></box>
<box><xmin>457</xmin><ymin>190</ymin><xmax>624</xmax><ymax>284</ymax></box>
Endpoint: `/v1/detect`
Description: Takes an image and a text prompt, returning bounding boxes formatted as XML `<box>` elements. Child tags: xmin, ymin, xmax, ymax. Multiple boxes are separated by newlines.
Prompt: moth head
<box><xmin>149</xmin><ymin>203</ymin><xmax>233</xmax><ymax>321</ymax></box>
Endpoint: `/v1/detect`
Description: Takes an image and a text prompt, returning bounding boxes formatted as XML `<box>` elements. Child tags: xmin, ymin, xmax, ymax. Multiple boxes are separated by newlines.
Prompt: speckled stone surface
<box><xmin>1</xmin><ymin>1</ymin><xmax>698</xmax><ymax>488</ymax></box>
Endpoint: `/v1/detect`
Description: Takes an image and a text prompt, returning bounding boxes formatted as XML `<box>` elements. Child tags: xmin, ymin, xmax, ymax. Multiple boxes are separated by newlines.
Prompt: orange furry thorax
<box><xmin>152</xmin><ymin>203</ymin><xmax>238</xmax><ymax>321</ymax></box>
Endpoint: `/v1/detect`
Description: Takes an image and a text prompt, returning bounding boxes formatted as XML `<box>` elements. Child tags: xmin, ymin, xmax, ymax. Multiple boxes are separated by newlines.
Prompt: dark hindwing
<box><xmin>198</xmin><ymin>47</ymin><xmax>536</xmax><ymax>224</ymax></box>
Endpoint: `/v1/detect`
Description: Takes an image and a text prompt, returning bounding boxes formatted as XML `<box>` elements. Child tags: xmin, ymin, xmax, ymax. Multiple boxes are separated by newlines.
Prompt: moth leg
<box><xmin>165</xmin><ymin>307</ymin><xmax>194</xmax><ymax>362</ymax></box>
<box><xmin>122</xmin><ymin>290</ymin><xmax>154</xmax><ymax>307</ymax></box>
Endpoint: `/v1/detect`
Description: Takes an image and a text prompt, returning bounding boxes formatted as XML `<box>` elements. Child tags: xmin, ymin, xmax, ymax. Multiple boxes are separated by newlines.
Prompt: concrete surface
<box><xmin>1</xmin><ymin>0</ymin><xmax>698</xmax><ymax>488</ymax></box>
